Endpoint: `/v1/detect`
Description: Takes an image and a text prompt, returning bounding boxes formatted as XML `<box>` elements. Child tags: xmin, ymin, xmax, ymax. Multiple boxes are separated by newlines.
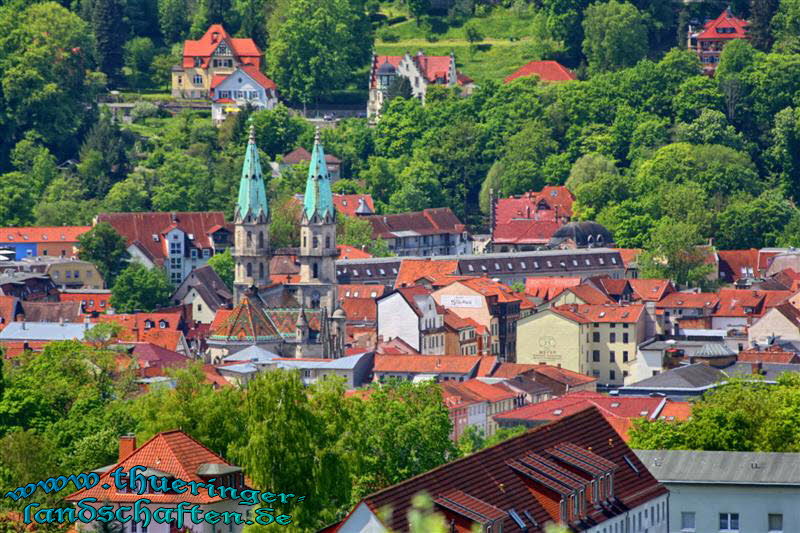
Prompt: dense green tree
<box><xmin>110</xmin><ymin>262</ymin><xmax>173</xmax><ymax>312</ymax></box>
<box><xmin>487</xmin><ymin>120</ymin><xmax>558</xmax><ymax>199</ymax></box>
<box><xmin>124</xmin><ymin>37</ymin><xmax>156</xmax><ymax>89</ymax></box>
<box><xmin>582</xmin><ymin>0</ymin><xmax>648</xmax><ymax>73</ymax></box>
<box><xmin>345</xmin><ymin>380</ymin><xmax>456</xmax><ymax>500</ymax></box>
<box><xmin>34</xmin><ymin>176</ymin><xmax>98</xmax><ymax>226</ymax></box>
<box><xmin>773</xmin><ymin>0</ymin><xmax>800</xmax><ymax>52</ymax></box>
<box><xmin>207</xmin><ymin>248</ymin><xmax>234</xmax><ymax>289</ymax></box>
<box><xmin>337</xmin><ymin>215</ymin><xmax>391</xmax><ymax>257</ymax></box>
<box><xmin>269</xmin><ymin>194</ymin><xmax>302</xmax><ymax>248</ymax></box>
<box><xmin>0</xmin><ymin>172</ymin><xmax>36</xmax><ymax>226</ymax></box>
<box><xmin>79</xmin><ymin>111</ymin><xmax>130</xmax><ymax>198</ymax></box>
<box><xmin>77</xmin><ymin>222</ymin><xmax>130</xmax><ymax>285</ymax></box>
<box><xmin>250</xmin><ymin>104</ymin><xmax>311</xmax><ymax>159</ymax></box>
<box><xmin>638</xmin><ymin>217</ymin><xmax>714</xmax><ymax>288</ymax></box>
<box><xmin>103</xmin><ymin>172</ymin><xmax>152</xmax><ymax>212</ymax></box>
<box><xmin>266</xmin><ymin>0</ymin><xmax>372</xmax><ymax>107</ymax></box>
<box><xmin>749</xmin><ymin>0</ymin><xmax>780</xmax><ymax>50</ymax></box>
<box><xmin>234</xmin><ymin>0</ymin><xmax>270</xmax><ymax>49</ymax></box>
<box><xmin>190</xmin><ymin>0</ymin><xmax>233</xmax><ymax>37</ymax></box>
<box><xmin>93</xmin><ymin>0</ymin><xmax>126</xmax><ymax>85</ymax></box>
<box><xmin>158</xmin><ymin>0</ymin><xmax>189</xmax><ymax>43</ymax></box>
<box><xmin>672</xmin><ymin>76</ymin><xmax>724</xmax><ymax>122</ymax></box>
<box><xmin>0</xmin><ymin>2</ymin><xmax>102</xmax><ymax>165</ymax></box>
<box><xmin>715</xmin><ymin>191</ymin><xmax>797</xmax><ymax>249</ymax></box>
<box><xmin>151</xmin><ymin>152</ymin><xmax>212</xmax><ymax>211</ymax></box>
<box><xmin>565</xmin><ymin>152</ymin><xmax>620</xmax><ymax>190</ymax></box>
<box><xmin>406</xmin><ymin>0</ymin><xmax>430</xmax><ymax>20</ymax></box>
<box><xmin>673</xmin><ymin>109</ymin><xmax>747</xmax><ymax>151</ymax></box>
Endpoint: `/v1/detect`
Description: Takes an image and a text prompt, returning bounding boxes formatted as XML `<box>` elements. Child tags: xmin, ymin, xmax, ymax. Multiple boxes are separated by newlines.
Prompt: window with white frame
<box><xmin>193</xmin><ymin>75</ymin><xmax>202</xmax><ymax>85</ymax></box>
<box><xmin>720</xmin><ymin>513</ymin><xmax>739</xmax><ymax>532</ymax></box>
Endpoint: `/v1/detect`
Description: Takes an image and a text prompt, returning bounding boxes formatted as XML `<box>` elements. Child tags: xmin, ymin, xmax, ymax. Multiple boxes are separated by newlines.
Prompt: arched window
<box><xmin>303</xmin><ymin>235</ymin><xmax>307</xmax><ymax>248</ymax></box>
<box><xmin>258</xmin><ymin>232</ymin><xmax>264</xmax><ymax>248</ymax></box>
<box><xmin>259</xmin><ymin>263</ymin><xmax>264</xmax><ymax>279</ymax></box>
<box><xmin>311</xmin><ymin>290</ymin><xmax>320</xmax><ymax>309</ymax></box>
<box><xmin>597</xmin><ymin>234</ymin><xmax>604</xmax><ymax>245</ymax></box>
<box><xmin>247</xmin><ymin>231</ymin><xmax>252</xmax><ymax>246</ymax></box>
<box><xmin>246</xmin><ymin>263</ymin><xmax>252</xmax><ymax>277</ymax></box>
<box><xmin>325</xmin><ymin>235</ymin><xmax>331</xmax><ymax>248</ymax></box>
<box><xmin>313</xmin><ymin>236</ymin><xmax>319</xmax><ymax>248</ymax></box>
<box><xmin>312</xmin><ymin>263</ymin><xmax>318</xmax><ymax>279</ymax></box>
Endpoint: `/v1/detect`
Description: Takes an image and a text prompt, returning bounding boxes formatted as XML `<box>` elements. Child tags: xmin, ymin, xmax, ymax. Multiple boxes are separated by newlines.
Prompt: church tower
<box><xmin>233</xmin><ymin>126</ymin><xmax>270</xmax><ymax>305</ymax></box>
<box><xmin>297</xmin><ymin>127</ymin><xmax>339</xmax><ymax>312</ymax></box>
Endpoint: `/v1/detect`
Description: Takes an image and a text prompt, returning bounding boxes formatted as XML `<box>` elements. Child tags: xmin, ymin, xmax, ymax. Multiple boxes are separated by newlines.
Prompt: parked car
<box><xmin>323</xmin><ymin>112</ymin><xmax>336</xmax><ymax>121</ymax></box>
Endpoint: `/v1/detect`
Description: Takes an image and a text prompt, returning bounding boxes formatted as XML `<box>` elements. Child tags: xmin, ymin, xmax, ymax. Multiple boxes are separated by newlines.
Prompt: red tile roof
<box><xmin>697</xmin><ymin>9</ymin><xmax>748</xmax><ymax>40</ymax></box>
<box><xmin>459</xmin><ymin>277</ymin><xmax>525</xmax><ymax>305</ymax></box>
<box><xmin>714</xmin><ymin>289</ymin><xmax>792</xmax><ymax>318</ymax></box>
<box><xmin>738</xmin><ymin>345</ymin><xmax>800</xmax><ymax>364</ymax></box>
<box><xmin>395</xmin><ymin>259</ymin><xmax>460</xmax><ymax>288</ymax></box>
<box><xmin>657</xmin><ymin>402</ymin><xmax>692</xmax><ymax>421</ymax></box>
<box><xmin>492</xmin><ymin>219</ymin><xmax>562</xmax><ymax>246</ymax></box>
<box><xmin>182</xmin><ymin>24</ymin><xmax>261</xmax><ymax>69</ymax></box>
<box><xmin>341</xmin><ymin>297</ymin><xmax>376</xmax><ymax>323</ymax></box>
<box><xmin>476</xmin><ymin>355</ymin><xmax>498</xmax><ymax>377</ymax></box>
<box><xmin>131</xmin><ymin>342</ymin><xmax>191</xmax><ymax>369</ymax></box>
<box><xmin>657</xmin><ymin>292</ymin><xmax>720</xmax><ymax>310</ymax></box>
<box><xmin>283</xmin><ymin>146</ymin><xmax>341</xmax><ymax>165</ymax></box>
<box><xmin>96</xmin><ymin>212</ymin><xmax>230</xmax><ymax>266</ymax></box>
<box><xmin>504</xmin><ymin>60</ymin><xmax>576</xmax><ymax>83</ymax></box>
<box><xmin>459</xmin><ymin>379</ymin><xmax>517</xmax><ymax>403</ymax></box>
<box><xmin>338</xmin><ymin>284</ymin><xmax>385</xmax><ymax>299</ymax></box>
<box><xmin>0</xmin><ymin>295</ymin><xmax>20</xmax><ymax>330</ymax></box>
<box><xmin>365</xmin><ymin>208</ymin><xmax>466</xmax><ymax>240</ymax></box>
<box><xmin>566</xmin><ymin>285</ymin><xmax>615</xmax><ymax>305</ymax></box>
<box><xmin>524</xmin><ymin>277</ymin><xmax>581</xmax><ymax>301</ymax></box>
<box><xmin>629</xmin><ymin>279</ymin><xmax>674</xmax><ymax>302</ymax></box>
<box><xmin>526</xmin><ymin>364</ymin><xmax>598</xmax><ymax>387</ymax></box>
<box><xmin>717</xmin><ymin>249</ymin><xmax>759</xmax><ymax>282</ymax></box>
<box><xmin>337</xmin><ymin>244</ymin><xmax>372</xmax><ymax>260</ymax></box>
<box><xmin>59</xmin><ymin>291</ymin><xmax>112</xmax><ymax>313</ymax></box>
<box><xmin>336</xmin><ymin>407</ymin><xmax>667</xmax><ymax>532</ymax></box>
<box><xmin>550</xmin><ymin>303</ymin><xmax>644</xmax><ymax>324</ymax></box>
<box><xmin>495</xmin><ymin>391</ymin><xmax>689</xmax><ymax>440</ymax></box>
<box><xmin>0</xmin><ymin>226</ymin><xmax>90</xmax><ymax>244</ymax></box>
<box><xmin>67</xmin><ymin>430</ymin><xmax>241</xmax><ymax>504</ymax></box>
<box><xmin>375</xmin><ymin>337</ymin><xmax>419</xmax><ymax>355</ymax></box>
<box><xmin>494</xmin><ymin>186</ymin><xmax>575</xmax><ymax>224</ymax></box>
<box><xmin>334</xmin><ymin>194</ymin><xmax>374</xmax><ymax>217</ymax></box>
<box><xmin>373</xmin><ymin>355</ymin><xmax>482</xmax><ymax>375</ymax></box>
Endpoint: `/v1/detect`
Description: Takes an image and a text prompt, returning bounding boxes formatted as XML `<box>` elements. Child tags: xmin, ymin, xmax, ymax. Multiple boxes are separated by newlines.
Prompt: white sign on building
<box><xmin>441</xmin><ymin>295</ymin><xmax>482</xmax><ymax>308</ymax></box>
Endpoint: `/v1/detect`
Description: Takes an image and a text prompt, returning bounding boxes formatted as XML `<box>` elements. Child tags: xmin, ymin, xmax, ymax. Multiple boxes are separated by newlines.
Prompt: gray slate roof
<box><xmin>224</xmin><ymin>344</ymin><xmax>280</xmax><ymax>364</ymax></box>
<box><xmin>624</xmin><ymin>363</ymin><xmax>726</xmax><ymax>390</ymax></box>
<box><xmin>274</xmin><ymin>352</ymin><xmax>368</xmax><ymax>371</ymax></box>
<box><xmin>0</xmin><ymin>321</ymin><xmax>90</xmax><ymax>341</ymax></box>
<box><xmin>695</xmin><ymin>342</ymin><xmax>736</xmax><ymax>358</ymax></box>
<box><xmin>634</xmin><ymin>449</ymin><xmax>800</xmax><ymax>485</ymax></box>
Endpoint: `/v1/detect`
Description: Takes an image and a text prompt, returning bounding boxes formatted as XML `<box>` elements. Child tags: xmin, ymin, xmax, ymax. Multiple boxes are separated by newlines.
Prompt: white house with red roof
<box><xmin>367</xmin><ymin>51</ymin><xmax>473</xmax><ymax>117</ymax></box>
<box><xmin>209</xmin><ymin>65</ymin><xmax>277</xmax><ymax>124</ymax></box>
<box><xmin>172</xmin><ymin>24</ymin><xmax>264</xmax><ymax>99</ymax></box>
<box><xmin>67</xmin><ymin>432</ymin><xmax>254</xmax><ymax>533</ymax></box>
<box><xmin>376</xmin><ymin>286</ymin><xmax>445</xmax><ymax>354</ymax></box>
<box><xmin>688</xmin><ymin>8</ymin><xmax>748</xmax><ymax>75</ymax></box>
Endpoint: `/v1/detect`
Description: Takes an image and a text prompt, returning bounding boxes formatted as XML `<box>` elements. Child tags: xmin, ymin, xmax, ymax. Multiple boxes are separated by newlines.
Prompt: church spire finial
<box><xmin>303</xmin><ymin>128</ymin><xmax>334</xmax><ymax>220</ymax></box>
<box><xmin>249</xmin><ymin>124</ymin><xmax>256</xmax><ymax>144</ymax></box>
<box><xmin>314</xmin><ymin>125</ymin><xmax>321</xmax><ymax>145</ymax></box>
<box><xmin>235</xmin><ymin>126</ymin><xmax>269</xmax><ymax>221</ymax></box>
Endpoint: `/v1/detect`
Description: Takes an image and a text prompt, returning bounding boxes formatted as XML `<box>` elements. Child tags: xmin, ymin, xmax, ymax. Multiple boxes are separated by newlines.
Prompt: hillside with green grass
<box><xmin>374</xmin><ymin>5</ymin><xmax>561</xmax><ymax>83</ymax></box>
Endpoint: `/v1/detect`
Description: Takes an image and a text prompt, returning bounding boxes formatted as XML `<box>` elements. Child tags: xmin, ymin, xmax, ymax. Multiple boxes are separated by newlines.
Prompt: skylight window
<box><xmin>520</xmin><ymin>262</ymin><xmax>526</xmax><ymax>269</ymax></box>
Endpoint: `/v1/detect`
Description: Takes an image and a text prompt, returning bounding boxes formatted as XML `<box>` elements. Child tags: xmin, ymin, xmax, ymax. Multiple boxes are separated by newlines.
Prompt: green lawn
<box><xmin>375</xmin><ymin>6</ymin><xmax>540</xmax><ymax>83</ymax></box>
<box><xmin>375</xmin><ymin>40</ymin><xmax>537</xmax><ymax>84</ymax></box>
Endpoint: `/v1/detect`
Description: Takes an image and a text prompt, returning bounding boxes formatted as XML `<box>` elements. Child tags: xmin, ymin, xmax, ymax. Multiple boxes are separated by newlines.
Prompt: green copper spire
<box><xmin>303</xmin><ymin>127</ymin><xmax>335</xmax><ymax>221</ymax></box>
<box><xmin>236</xmin><ymin>126</ymin><xmax>269</xmax><ymax>222</ymax></box>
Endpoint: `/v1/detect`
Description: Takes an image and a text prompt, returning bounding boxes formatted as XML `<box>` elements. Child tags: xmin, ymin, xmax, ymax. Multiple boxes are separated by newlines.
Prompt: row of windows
<box><xmin>462</xmin><ymin>255</ymin><xmax>619</xmax><ymax>273</ymax></box>
<box><xmin>218</xmin><ymin>89</ymin><xmax>260</xmax><ymax>100</ymax></box>
<box><xmin>52</xmin><ymin>270</ymin><xmax>93</xmax><ymax>279</ymax></box>
<box><xmin>591</xmin><ymin>350</ymin><xmax>630</xmax><ymax>363</ymax></box>
<box><xmin>212</xmin><ymin>58</ymin><xmax>234</xmax><ymax>68</ymax></box>
<box><xmin>591</xmin><ymin>332</ymin><xmax>631</xmax><ymax>343</ymax></box>
<box><xmin>591</xmin><ymin>369</ymin><xmax>629</xmax><ymax>380</ymax></box>
<box><xmin>680</xmin><ymin>511</ymin><xmax>783</xmax><ymax>532</ymax></box>
<box><xmin>303</xmin><ymin>235</ymin><xmax>331</xmax><ymax>249</ymax></box>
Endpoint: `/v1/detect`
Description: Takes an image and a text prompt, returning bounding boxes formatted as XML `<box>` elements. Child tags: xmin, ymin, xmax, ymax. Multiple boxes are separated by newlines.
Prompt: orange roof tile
<box><xmin>373</xmin><ymin>355</ymin><xmax>482</xmax><ymax>375</ymax></box>
<box><xmin>550</xmin><ymin>303</ymin><xmax>644</xmax><ymax>324</ymax></box>
<box><xmin>657</xmin><ymin>292</ymin><xmax>720</xmax><ymax>309</ymax></box>
<box><xmin>629</xmin><ymin>279</ymin><xmax>674</xmax><ymax>302</ymax></box>
<box><xmin>0</xmin><ymin>225</ymin><xmax>90</xmax><ymax>244</ymax></box>
<box><xmin>459</xmin><ymin>379</ymin><xmax>516</xmax><ymax>403</ymax></box>
<box><xmin>524</xmin><ymin>277</ymin><xmax>581</xmax><ymax>301</ymax></box>
<box><xmin>504</xmin><ymin>60</ymin><xmax>576</xmax><ymax>83</ymax></box>
<box><xmin>337</xmin><ymin>245</ymin><xmax>372</xmax><ymax>260</ymax></box>
<box><xmin>613</xmin><ymin>248</ymin><xmax>642</xmax><ymax>268</ymax></box>
<box><xmin>395</xmin><ymin>259</ymin><xmax>459</xmax><ymax>288</ymax></box>
<box><xmin>68</xmin><ymin>431</ymin><xmax>241</xmax><ymax>504</ymax></box>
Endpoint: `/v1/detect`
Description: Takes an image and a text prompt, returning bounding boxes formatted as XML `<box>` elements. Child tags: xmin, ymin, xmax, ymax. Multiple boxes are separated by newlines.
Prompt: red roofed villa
<box><xmin>688</xmin><ymin>8</ymin><xmax>748</xmax><ymax>75</ymax></box>
<box><xmin>505</xmin><ymin>60</ymin><xmax>577</xmax><ymax>83</ymax></box>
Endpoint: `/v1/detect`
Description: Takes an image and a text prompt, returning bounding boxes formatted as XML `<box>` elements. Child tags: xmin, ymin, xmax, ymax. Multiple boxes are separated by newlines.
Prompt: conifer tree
<box><xmin>93</xmin><ymin>0</ymin><xmax>126</xmax><ymax>85</ymax></box>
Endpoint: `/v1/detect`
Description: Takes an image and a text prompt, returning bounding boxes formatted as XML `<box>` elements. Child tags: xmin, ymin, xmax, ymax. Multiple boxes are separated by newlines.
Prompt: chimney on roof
<box><xmin>171</xmin><ymin>212</ymin><xmax>178</xmax><ymax>224</ymax></box>
<box><xmin>212</xmin><ymin>31</ymin><xmax>220</xmax><ymax>43</ymax></box>
<box><xmin>119</xmin><ymin>434</ymin><xmax>137</xmax><ymax>462</ymax></box>
<box><xmin>751</xmin><ymin>361</ymin><xmax>763</xmax><ymax>375</ymax></box>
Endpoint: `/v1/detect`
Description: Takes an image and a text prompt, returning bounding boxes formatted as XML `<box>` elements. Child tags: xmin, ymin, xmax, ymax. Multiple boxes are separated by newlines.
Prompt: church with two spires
<box><xmin>206</xmin><ymin>127</ymin><xmax>346</xmax><ymax>361</ymax></box>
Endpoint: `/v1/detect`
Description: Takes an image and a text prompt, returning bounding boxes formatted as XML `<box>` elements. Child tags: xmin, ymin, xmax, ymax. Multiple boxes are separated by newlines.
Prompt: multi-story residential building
<box><xmin>0</xmin><ymin>257</ymin><xmax>104</xmax><ymax>290</ymax></box>
<box><xmin>516</xmin><ymin>303</ymin><xmax>647</xmax><ymax>386</ymax></box>
<box><xmin>655</xmin><ymin>292</ymin><xmax>720</xmax><ymax>335</ymax></box>
<box><xmin>95</xmin><ymin>212</ymin><xmax>232</xmax><ymax>285</ymax></box>
<box><xmin>367</xmin><ymin>51</ymin><xmax>472</xmax><ymax>117</ymax></box>
<box><xmin>330</xmin><ymin>407</ymin><xmax>670</xmax><ymax>533</ymax></box>
<box><xmin>688</xmin><ymin>8</ymin><xmax>748</xmax><ymax>75</ymax></box>
<box><xmin>170</xmin><ymin>264</ymin><xmax>232</xmax><ymax>323</ymax></box>
<box><xmin>636</xmin><ymin>450</ymin><xmax>800</xmax><ymax>533</ymax></box>
<box><xmin>171</xmin><ymin>24</ymin><xmax>262</xmax><ymax>99</ymax></box>
<box><xmin>0</xmin><ymin>226</ymin><xmax>89</xmax><ymax>259</ymax></box>
<box><xmin>363</xmin><ymin>207</ymin><xmax>472</xmax><ymax>257</ymax></box>
<box><xmin>376</xmin><ymin>286</ymin><xmax>445</xmax><ymax>354</ymax></box>
<box><xmin>443</xmin><ymin>311</ymin><xmax>485</xmax><ymax>356</ymax></box>
<box><xmin>336</xmin><ymin>248</ymin><xmax>627</xmax><ymax>286</ymax></box>
<box><xmin>372</xmin><ymin>354</ymin><xmax>493</xmax><ymax>383</ymax></box>
<box><xmin>433</xmin><ymin>277</ymin><xmax>532</xmax><ymax>362</ymax></box>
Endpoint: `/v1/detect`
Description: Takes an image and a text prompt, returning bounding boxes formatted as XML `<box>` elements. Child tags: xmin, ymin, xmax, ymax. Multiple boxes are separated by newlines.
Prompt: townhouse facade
<box><xmin>376</xmin><ymin>286</ymin><xmax>445</xmax><ymax>354</ymax></box>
